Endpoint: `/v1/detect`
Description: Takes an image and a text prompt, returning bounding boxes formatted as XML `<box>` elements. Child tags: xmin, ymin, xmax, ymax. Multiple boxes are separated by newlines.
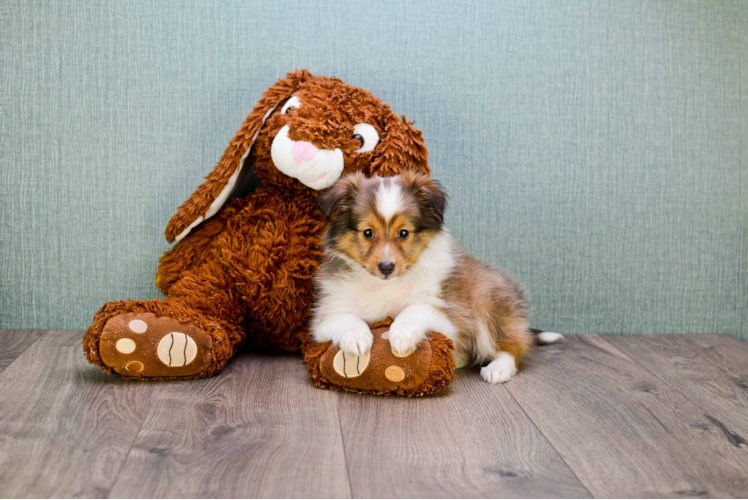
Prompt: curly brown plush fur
<box><xmin>82</xmin><ymin>70</ymin><xmax>453</xmax><ymax>395</ymax></box>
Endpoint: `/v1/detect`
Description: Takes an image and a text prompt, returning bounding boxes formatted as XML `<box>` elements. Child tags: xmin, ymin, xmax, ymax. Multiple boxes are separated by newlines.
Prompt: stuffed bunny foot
<box><xmin>84</xmin><ymin>300</ymin><xmax>239</xmax><ymax>380</ymax></box>
<box><xmin>304</xmin><ymin>319</ymin><xmax>456</xmax><ymax>397</ymax></box>
<box><xmin>98</xmin><ymin>312</ymin><xmax>214</xmax><ymax>378</ymax></box>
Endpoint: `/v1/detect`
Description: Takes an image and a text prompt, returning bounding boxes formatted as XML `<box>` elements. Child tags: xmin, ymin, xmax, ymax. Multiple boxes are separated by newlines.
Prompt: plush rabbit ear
<box><xmin>164</xmin><ymin>70</ymin><xmax>309</xmax><ymax>243</ymax></box>
<box><xmin>369</xmin><ymin>112</ymin><xmax>430</xmax><ymax>177</ymax></box>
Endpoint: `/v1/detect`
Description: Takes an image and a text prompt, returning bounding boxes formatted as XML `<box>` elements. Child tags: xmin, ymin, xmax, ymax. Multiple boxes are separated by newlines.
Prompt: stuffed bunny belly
<box><xmin>221</xmin><ymin>189</ymin><xmax>326</xmax><ymax>352</ymax></box>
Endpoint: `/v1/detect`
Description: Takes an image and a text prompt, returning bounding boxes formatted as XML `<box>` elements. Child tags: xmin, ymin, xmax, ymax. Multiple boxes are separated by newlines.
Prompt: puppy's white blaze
<box><xmin>480</xmin><ymin>352</ymin><xmax>517</xmax><ymax>384</ymax></box>
<box><xmin>270</xmin><ymin>125</ymin><xmax>344</xmax><ymax>190</ymax></box>
<box><xmin>383</xmin><ymin>243</ymin><xmax>395</xmax><ymax>261</ymax></box>
<box><xmin>375</xmin><ymin>180</ymin><xmax>404</xmax><ymax>222</ymax></box>
<box><xmin>537</xmin><ymin>332</ymin><xmax>564</xmax><ymax>344</ymax></box>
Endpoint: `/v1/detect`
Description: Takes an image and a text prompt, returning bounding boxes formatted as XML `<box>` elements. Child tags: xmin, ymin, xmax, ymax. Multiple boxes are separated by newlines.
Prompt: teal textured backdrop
<box><xmin>1</xmin><ymin>1</ymin><xmax>746</xmax><ymax>339</ymax></box>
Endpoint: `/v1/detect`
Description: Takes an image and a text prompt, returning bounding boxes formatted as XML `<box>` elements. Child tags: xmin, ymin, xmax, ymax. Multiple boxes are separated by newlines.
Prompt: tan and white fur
<box><xmin>312</xmin><ymin>171</ymin><xmax>562</xmax><ymax>384</ymax></box>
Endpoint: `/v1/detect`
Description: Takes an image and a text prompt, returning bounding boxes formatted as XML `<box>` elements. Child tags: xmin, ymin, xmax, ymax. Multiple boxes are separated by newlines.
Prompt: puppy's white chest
<box><xmin>319</xmin><ymin>232</ymin><xmax>456</xmax><ymax>324</ymax></box>
<box><xmin>348</xmin><ymin>279</ymin><xmax>414</xmax><ymax>320</ymax></box>
<box><xmin>338</xmin><ymin>270</ymin><xmax>447</xmax><ymax>324</ymax></box>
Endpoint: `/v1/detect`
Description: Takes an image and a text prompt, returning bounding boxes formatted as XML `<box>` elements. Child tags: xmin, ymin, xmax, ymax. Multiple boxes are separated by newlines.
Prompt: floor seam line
<box><xmin>503</xmin><ymin>379</ymin><xmax>596</xmax><ymax>498</ymax></box>
<box><xmin>104</xmin><ymin>388</ymin><xmax>158</xmax><ymax>498</ymax></box>
<box><xmin>335</xmin><ymin>393</ymin><xmax>355</xmax><ymax>499</ymax></box>
<box><xmin>0</xmin><ymin>329</ymin><xmax>51</xmax><ymax>376</ymax></box>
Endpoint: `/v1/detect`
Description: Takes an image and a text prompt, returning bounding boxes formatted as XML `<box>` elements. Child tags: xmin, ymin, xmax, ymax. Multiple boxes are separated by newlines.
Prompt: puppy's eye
<box><xmin>352</xmin><ymin>123</ymin><xmax>380</xmax><ymax>153</ymax></box>
<box><xmin>363</xmin><ymin>229</ymin><xmax>374</xmax><ymax>240</ymax></box>
<box><xmin>281</xmin><ymin>96</ymin><xmax>301</xmax><ymax>114</ymax></box>
<box><xmin>398</xmin><ymin>229</ymin><xmax>410</xmax><ymax>240</ymax></box>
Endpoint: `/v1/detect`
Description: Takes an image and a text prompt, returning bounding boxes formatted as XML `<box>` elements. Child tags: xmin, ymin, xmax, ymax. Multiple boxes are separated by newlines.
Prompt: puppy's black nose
<box><xmin>378</xmin><ymin>262</ymin><xmax>395</xmax><ymax>276</ymax></box>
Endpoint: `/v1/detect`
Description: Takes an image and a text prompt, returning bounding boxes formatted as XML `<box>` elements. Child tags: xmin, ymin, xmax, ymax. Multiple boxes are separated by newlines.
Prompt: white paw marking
<box><xmin>116</xmin><ymin>338</ymin><xmax>136</xmax><ymax>354</ymax></box>
<box><xmin>157</xmin><ymin>332</ymin><xmax>198</xmax><ymax>367</ymax></box>
<box><xmin>480</xmin><ymin>353</ymin><xmax>517</xmax><ymax>384</ymax></box>
<box><xmin>339</xmin><ymin>326</ymin><xmax>373</xmax><ymax>356</ymax></box>
<box><xmin>128</xmin><ymin>319</ymin><xmax>147</xmax><ymax>333</ymax></box>
<box><xmin>333</xmin><ymin>349</ymin><xmax>370</xmax><ymax>378</ymax></box>
<box><xmin>388</xmin><ymin>322</ymin><xmax>420</xmax><ymax>357</ymax></box>
<box><xmin>537</xmin><ymin>332</ymin><xmax>564</xmax><ymax>344</ymax></box>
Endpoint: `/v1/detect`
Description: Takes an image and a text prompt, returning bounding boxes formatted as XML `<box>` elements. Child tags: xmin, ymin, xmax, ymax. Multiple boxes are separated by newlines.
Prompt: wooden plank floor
<box><xmin>0</xmin><ymin>331</ymin><xmax>746</xmax><ymax>498</ymax></box>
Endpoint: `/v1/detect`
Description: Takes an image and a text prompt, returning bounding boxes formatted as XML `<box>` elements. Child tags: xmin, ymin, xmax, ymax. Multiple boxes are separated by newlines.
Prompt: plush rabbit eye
<box><xmin>353</xmin><ymin>123</ymin><xmax>379</xmax><ymax>153</ymax></box>
<box><xmin>363</xmin><ymin>229</ymin><xmax>374</xmax><ymax>240</ymax></box>
<box><xmin>281</xmin><ymin>96</ymin><xmax>301</xmax><ymax>114</ymax></box>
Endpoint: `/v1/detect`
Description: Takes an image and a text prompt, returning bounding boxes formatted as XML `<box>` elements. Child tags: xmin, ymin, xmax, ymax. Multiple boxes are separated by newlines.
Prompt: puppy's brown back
<box><xmin>442</xmin><ymin>253</ymin><xmax>533</xmax><ymax>364</ymax></box>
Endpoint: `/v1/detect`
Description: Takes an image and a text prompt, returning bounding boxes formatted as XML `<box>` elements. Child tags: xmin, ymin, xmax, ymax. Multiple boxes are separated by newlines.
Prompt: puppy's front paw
<box><xmin>388</xmin><ymin>321</ymin><xmax>425</xmax><ymax>357</ymax></box>
<box><xmin>338</xmin><ymin>326</ymin><xmax>373</xmax><ymax>356</ymax></box>
<box><xmin>480</xmin><ymin>353</ymin><xmax>517</xmax><ymax>384</ymax></box>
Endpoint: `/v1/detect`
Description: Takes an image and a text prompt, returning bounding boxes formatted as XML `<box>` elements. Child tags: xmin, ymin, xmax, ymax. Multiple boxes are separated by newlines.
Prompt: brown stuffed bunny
<box><xmin>82</xmin><ymin>70</ymin><xmax>455</xmax><ymax>395</ymax></box>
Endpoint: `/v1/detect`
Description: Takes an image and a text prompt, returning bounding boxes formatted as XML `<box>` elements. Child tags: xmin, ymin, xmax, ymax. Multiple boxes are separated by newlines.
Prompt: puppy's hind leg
<box><xmin>478</xmin><ymin>315</ymin><xmax>531</xmax><ymax>385</ymax></box>
<box><xmin>480</xmin><ymin>352</ymin><xmax>518</xmax><ymax>384</ymax></box>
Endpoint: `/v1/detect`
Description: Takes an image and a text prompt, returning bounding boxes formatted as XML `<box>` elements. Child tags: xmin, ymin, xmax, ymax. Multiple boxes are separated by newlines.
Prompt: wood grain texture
<box><xmin>0</xmin><ymin>330</ymin><xmax>157</xmax><ymax>498</ymax></box>
<box><xmin>3</xmin><ymin>330</ymin><xmax>748</xmax><ymax>499</ymax></box>
<box><xmin>685</xmin><ymin>334</ymin><xmax>748</xmax><ymax>377</ymax></box>
<box><xmin>506</xmin><ymin>335</ymin><xmax>748</xmax><ymax>498</ymax></box>
<box><xmin>606</xmin><ymin>334</ymin><xmax>748</xmax><ymax>450</ymax></box>
<box><xmin>337</xmin><ymin>372</ymin><xmax>591</xmax><ymax>498</ymax></box>
<box><xmin>108</xmin><ymin>353</ymin><xmax>350</xmax><ymax>499</ymax></box>
<box><xmin>0</xmin><ymin>330</ymin><xmax>45</xmax><ymax>373</ymax></box>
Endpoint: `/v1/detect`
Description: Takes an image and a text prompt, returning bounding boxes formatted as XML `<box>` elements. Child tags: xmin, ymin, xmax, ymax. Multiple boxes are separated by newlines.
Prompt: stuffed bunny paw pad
<box><xmin>310</xmin><ymin>319</ymin><xmax>456</xmax><ymax>396</ymax></box>
<box><xmin>99</xmin><ymin>312</ymin><xmax>213</xmax><ymax>378</ymax></box>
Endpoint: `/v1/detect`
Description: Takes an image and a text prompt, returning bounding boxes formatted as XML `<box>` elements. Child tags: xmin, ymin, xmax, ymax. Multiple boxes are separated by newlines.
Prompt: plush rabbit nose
<box><xmin>291</xmin><ymin>141</ymin><xmax>319</xmax><ymax>163</ymax></box>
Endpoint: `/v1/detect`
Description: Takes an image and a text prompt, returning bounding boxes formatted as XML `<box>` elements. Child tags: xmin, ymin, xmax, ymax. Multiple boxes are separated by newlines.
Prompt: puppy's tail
<box><xmin>530</xmin><ymin>328</ymin><xmax>564</xmax><ymax>345</ymax></box>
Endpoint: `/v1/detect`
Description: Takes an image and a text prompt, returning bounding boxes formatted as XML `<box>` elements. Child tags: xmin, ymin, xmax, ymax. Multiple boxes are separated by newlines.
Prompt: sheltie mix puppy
<box><xmin>311</xmin><ymin>170</ymin><xmax>562</xmax><ymax>384</ymax></box>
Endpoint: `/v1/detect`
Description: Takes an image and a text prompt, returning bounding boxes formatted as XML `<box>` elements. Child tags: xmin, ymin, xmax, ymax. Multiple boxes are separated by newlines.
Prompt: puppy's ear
<box><xmin>317</xmin><ymin>172</ymin><xmax>364</xmax><ymax>220</ymax></box>
<box><xmin>400</xmin><ymin>170</ymin><xmax>448</xmax><ymax>225</ymax></box>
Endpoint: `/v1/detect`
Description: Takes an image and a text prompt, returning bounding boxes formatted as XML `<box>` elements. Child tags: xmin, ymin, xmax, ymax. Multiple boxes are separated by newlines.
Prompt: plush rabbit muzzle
<box><xmin>271</xmin><ymin>124</ymin><xmax>344</xmax><ymax>190</ymax></box>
